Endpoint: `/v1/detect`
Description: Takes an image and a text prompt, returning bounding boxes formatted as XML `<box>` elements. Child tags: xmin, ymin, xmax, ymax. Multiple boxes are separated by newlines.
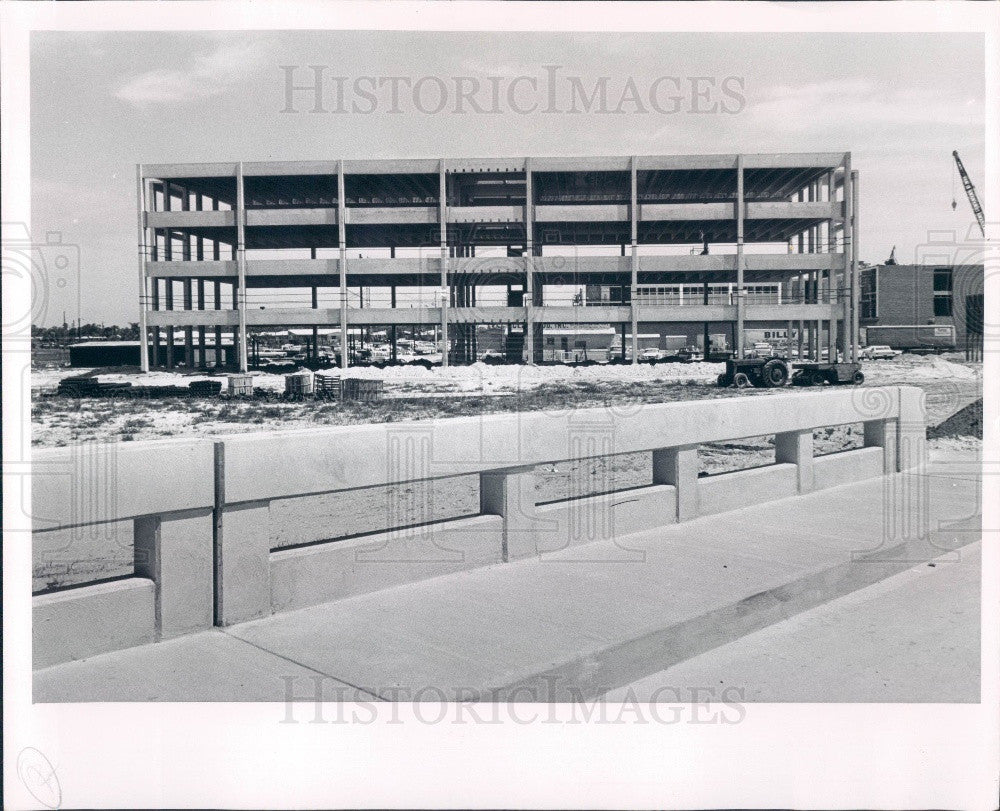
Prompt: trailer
<box><xmin>863</xmin><ymin>324</ymin><xmax>956</xmax><ymax>354</ymax></box>
<box><xmin>791</xmin><ymin>362</ymin><xmax>864</xmax><ymax>386</ymax></box>
<box><xmin>717</xmin><ymin>357</ymin><xmax>864</xmax><ymax>388</ymax></box>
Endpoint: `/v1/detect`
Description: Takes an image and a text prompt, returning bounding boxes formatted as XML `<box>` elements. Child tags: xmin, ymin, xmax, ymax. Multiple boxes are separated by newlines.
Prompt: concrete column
<box><xmin>235</xmin><ymin>163</ymin><xmax>249</xmax><ymax>372</ymax></box>
<box><xmin>897</xmin><ymin>386</ymin><xmax>926</xmax><ymax>473</ymax></box>
<box><xmin>183</xmin><ymin>279</ymin><xmax>194</xmax><ymax>367</ymax></box>
<box><xmin>439</xmin><ymin>160</ymin><xmax>450</xmax><ymax>367</ymax></box>
<box><xmin>864</xmin><ymin>418</ymin><xmax>898</xmax><ymax>475</ymax></box>
<box><xmin>842</xmin><ymin>155</ymin><xmax>854</xmax><ymax>362</ymax></box>
<box><xmin>735</xmin><ymin>155</ymin><xmax>745</xmax><ymax>358</ymax></box>
<box><xmin>166</xmin><ymin>328</ymin><xmax>175</xmax><ymax>369</ymax></box>
<box><xmin>136</xmin><ymin>165</ymin><xmax>150</xmax><ymax>373</ymax></box>
<box><xmin>652</xmin><ymin>445</ymin><xmax>699</xmax><ymax>522</ymax></box>
<box><xmin>828</xmin><ymin>313</ymin><xmax>838</xmax><ymax>362</ymax></box>
<box><xmin>797</xmin><ymin>318</ymin><xmax>804</xmax><ymax>360</ymax></box>
<box><xmin>524</xmin><ymin>160</ymin><xmax>537</xmax><ymax>364</ymax></box>
<box><xmin>151</xmin><ymin>326</ymin><xmax>161</xmax><ymax>367</ymax></box>
<box><xmin>212</xmin><ymin>280</ymin><xmax>222</xmax><ymax>366</ymax></box>
<box><xmin>134</xmin><ymin>508</ymin><xmax>214</xmax><ymax>639</ymax></box>
<box><xmin>775</xmin><ymin>429</ymin><xmax>814</xmax><ymax>493</ymax></box>
<box><xmin>630</xmin><ymin>156</ymin><xmax>639</xmax><ymax>365</ymax></box>
<box><xmin>338</xmin><ymin>161</ymin><xmax>349</xmax><ymax>369</ymax></box>
<box><xmin>195</xmin><ymin>279</ymin><xmax>206</xmax><ymax>366</ymax></box>
<box><xmin>480</xmin><ymin>466</ymin><xmax>538</xmax><ymax>562</ymax></box>
<box><xmin>850</xmin><ymin>169</ymin><xmax>860</xmax><ymax>364</ymax></box>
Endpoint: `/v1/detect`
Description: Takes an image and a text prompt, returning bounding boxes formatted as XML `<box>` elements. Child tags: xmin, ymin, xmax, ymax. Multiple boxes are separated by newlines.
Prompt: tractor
<box><xmin>717</xmin><ymin>357</ymin><xmax>864</xmax><ymax>388</ymax></box>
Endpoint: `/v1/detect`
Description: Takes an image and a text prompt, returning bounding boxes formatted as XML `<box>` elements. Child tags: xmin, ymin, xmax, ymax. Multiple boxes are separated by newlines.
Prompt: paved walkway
<box><xmin>34</xmin><ymin>450</ymin><xmax>982</xmax><ymax>703</ymax></box>
<box><xmin>606</xmin><ymin>541</ymin><xmax>980</xmax><ymax>703</ymax></box>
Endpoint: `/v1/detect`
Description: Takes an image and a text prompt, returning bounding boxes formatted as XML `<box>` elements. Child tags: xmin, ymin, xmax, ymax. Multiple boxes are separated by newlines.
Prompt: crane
<box><xmin>952</xmin><ymin>150</ymin><xmax>985</xmax><ymax>236</ymax></box>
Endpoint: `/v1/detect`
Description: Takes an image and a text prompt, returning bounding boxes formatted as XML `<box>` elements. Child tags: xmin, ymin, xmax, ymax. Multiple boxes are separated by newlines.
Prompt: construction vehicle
<box><xmin>952</xmin><ymin>150</ymin><xmax>985</xmax><ymax>237</ymax></box>
<box><xmin>718</xmin><ymin>356</ymin><xmax>863</xmax><ymax>388</ymax></box>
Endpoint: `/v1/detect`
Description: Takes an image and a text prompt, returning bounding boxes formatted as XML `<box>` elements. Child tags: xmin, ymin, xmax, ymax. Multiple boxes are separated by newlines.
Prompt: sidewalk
<box><xmin>34</xmin><ymin>450</ymin><xmax>982</xmax><ymax>703</ymax></box>
<box><xmin>606</xmin><ymin>541</ymin><xmax>980</xmax><ymax>703</ymax></box>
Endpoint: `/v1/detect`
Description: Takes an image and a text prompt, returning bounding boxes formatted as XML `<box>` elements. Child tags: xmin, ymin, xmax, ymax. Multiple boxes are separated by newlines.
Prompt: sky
<box><xmin>30</xmin><ymin>30</ymin><xmax>986</xmax><ymax>326</ymax></box>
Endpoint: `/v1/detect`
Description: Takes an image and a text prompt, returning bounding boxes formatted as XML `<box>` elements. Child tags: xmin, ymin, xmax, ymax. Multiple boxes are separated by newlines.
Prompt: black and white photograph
<box><xmin>2</xmin><ymin>2</ymin><xmax>998</xmax><ymax>808</ymax></box>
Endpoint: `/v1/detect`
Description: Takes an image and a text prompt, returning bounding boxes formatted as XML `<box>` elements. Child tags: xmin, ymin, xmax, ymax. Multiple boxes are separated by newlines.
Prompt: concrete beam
<box><xmin>246</xmin><ymin>209</ymin><xmax>338</xmax><ymax>227</ymax></box>
<box><xmin>146</xmin><ymin>210</ymin><xmax>235</xmax><ymax>229</ymax></box>
<box><xmin>535</xmin><ymin>204</ymin><xmax>629</xmax><ymax>222</ymax></box>
<box><xmin>449</xmin><ymin>205</ymin><xmax>523</xmax><ymax>224</ymax></box>
<box><xmin>347</xmin><ymin>207</ymin><xmax>437</xmax><ymax>226</ymax></box>
<box><xmin>639</xmin><ymin>203</ymin><xmax>732</xmax><ymax>221</ymax></box>
<box><xmin>31</xmin><ymin>440</ymin><xmax>215</xmax><ymax>531</ymax></box>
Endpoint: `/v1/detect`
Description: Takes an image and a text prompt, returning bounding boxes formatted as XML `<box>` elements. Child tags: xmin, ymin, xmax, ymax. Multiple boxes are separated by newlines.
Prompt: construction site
<box><xmin>135</xmin><ymin>152</ymin><xmax>861</xmax><ymax>373</ymax></box>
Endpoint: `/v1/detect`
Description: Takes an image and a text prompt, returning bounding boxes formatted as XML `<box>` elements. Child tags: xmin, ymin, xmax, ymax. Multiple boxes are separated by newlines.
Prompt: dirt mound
<box><xmin>927</xmin><ymin>398</ymin><xmax>982</xmax><ymax>439</ymax></box>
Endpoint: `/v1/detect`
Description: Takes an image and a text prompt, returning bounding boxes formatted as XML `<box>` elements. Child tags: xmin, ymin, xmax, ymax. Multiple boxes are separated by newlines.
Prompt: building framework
<box><xmin>136</xmin><ymin>153</ymin><xmax>860</xmax><ymax>371</ymax></box>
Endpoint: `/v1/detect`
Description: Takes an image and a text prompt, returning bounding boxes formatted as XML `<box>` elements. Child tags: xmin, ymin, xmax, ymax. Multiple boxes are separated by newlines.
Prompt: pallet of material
<box><xmin>342</xmin><ymin>378</ymin><xmax>383</xmax><ymax>402</ymax></box>
<box><xmin>314</xmin><ymin>375</ymin><xmax>342</xmax><ymax>399</ymax></box>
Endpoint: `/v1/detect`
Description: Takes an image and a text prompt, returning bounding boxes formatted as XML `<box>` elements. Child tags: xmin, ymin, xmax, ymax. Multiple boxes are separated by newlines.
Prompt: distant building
<box><xmin>69</xmin><ymin>336</ymin><xmax>234</xmax><ymax>368</ymax></box>
<box><xmin>859</xmin><ymin>263</ymin><xmax>983</xmax><ymax>353</ymax></box>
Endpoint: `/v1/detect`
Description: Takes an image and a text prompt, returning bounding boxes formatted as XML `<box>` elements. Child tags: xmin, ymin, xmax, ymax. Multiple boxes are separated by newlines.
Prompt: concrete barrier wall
<box><xmin>698</xmin><ymin>464</ymin><xmax>799</xmax><ymax>517</ymax></box>
<box><xmin>270</xmin><ymin>515</ymin><xmax>503</xmax><ymax>613</ymax></box>
<box><xmin>32</xmin><ymin>386</ymin><xmax>926</xmax><ymax>668</ymax></box>
<box><xmin>813</xmin><ymin>447</ymin><xmax>884</xmax><ymax>491</ymax></box>
<box><xmin>534</xmin><ymin>485</ymin><xmax>677</xmax><ymax>554</ymax></box>
<box><xmin>33</xmin><ymin>578</ymin><xmax>155</xmax><ymax>669</ymax></box>
<box><xmin>219</xmin><ymin>387</ymin><xmax>913</xmax><ymax>503</ymax></box>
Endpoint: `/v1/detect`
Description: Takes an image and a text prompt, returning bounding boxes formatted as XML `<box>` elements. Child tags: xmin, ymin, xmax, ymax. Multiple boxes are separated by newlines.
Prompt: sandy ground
<box><xmin>31</xmin><ymin>353</ymin><xmax>981</xmax><ymax>447</ymax></box>
<box><xmin>31</xmin><ymin>353</ymin><xmax>982</xmax><ymax>592</ymax></box>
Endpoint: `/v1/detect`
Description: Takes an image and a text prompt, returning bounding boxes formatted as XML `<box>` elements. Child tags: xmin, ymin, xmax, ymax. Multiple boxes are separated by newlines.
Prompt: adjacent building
<box><xmin>859</xmin><ymin>262</ymin><xmax>984</xmax><ymax>355</ymax></box>
<box><xmin>136</xmin><ymin>152</ymin><xmax>860</xmax><ymax>370</ymax></box>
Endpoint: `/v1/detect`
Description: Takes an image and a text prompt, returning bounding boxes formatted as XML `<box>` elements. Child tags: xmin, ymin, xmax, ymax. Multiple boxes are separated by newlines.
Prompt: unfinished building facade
<box><xmin>136</xmin><ymin>152</ymin><xmax>860</xmax><ymax>371</ymax></box>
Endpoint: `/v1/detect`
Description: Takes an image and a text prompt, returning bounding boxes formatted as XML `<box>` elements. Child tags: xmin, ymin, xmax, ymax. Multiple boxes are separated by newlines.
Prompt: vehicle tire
<box><xmin>852</xmin><ymin>371</ymin><xmax>865</xmax><ymax>385</ymax></box>
<box><xmin>717</xmin><ymin>373</ymin><xmax>731</xmax><ymax>387</ymax></box>
<box><xmin>761</xmin><ymin>359</ymin><xmax>789</xmax><ymax>388</ymax></box>
<box><xmin>733</xmin><ymin>372</ymin><xmax>752</xmax><ymax>389</ymax></box>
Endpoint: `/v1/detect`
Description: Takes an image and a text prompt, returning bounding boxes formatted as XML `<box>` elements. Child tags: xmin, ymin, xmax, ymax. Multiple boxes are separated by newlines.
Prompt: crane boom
<box><xmin>952</xmin><ymin>150</ymin><xmax>985</xmax><ymax>236</ymax></box>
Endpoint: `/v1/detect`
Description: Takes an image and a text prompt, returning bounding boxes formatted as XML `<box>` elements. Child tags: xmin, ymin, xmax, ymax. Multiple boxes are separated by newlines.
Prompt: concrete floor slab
<box><xmin>33</xmin><ymin>627</ymin><xmax>354</xmax><ymax>702</ymax></box>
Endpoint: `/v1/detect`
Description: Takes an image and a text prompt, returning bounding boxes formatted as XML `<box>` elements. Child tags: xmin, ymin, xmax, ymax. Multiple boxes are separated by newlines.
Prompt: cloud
<box><xmin>116</xmin><ymin>39</ymin><xmax>271</xmax><ymax>107</ymax></box>
<box><xmin>744</xmin><ymin>77</ymin><xmax>980</xmax><ymax>132</ymax></box>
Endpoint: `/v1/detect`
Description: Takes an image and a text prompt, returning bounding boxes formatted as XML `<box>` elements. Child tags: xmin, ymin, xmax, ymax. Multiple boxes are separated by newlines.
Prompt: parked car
<box><xmin>749</xmin><ymin>342</ymin><xmax>774</xmax><ymax>358</ymax></box>
<box><xmin>640</xmin><ymin>347</ymin><xmax>662</xmax><ymax>361</ymax></box>
<box><xmin>860</xmin><ymin>345</ymin><xmax>902</xmax><ymax>360</ymax></box>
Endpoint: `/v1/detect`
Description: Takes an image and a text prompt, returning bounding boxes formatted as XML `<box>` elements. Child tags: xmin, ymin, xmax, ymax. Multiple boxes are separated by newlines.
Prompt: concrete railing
<box><xmin>32</xmin><ymin>386</ymin><xmax>926</xmax><ymax>668</ymax></box>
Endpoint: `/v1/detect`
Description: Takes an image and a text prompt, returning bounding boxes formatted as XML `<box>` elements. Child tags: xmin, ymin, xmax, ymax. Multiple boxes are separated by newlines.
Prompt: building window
<box><xmin>933</xmin><ymin>268</ymin><xmax>953</xmax><ymax>317</ymax></box>
<box><xmin>860</xmin><ymin>269</ymin><xmax>877</xmax><ymax>319</ymax></box>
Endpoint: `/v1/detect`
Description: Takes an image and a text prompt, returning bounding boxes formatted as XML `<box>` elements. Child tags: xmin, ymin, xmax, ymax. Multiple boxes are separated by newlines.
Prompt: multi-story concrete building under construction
<box><xmin>136</xmin><ymin>152</ymin><xmax>860</xmax><ymax>371</ymax></box>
